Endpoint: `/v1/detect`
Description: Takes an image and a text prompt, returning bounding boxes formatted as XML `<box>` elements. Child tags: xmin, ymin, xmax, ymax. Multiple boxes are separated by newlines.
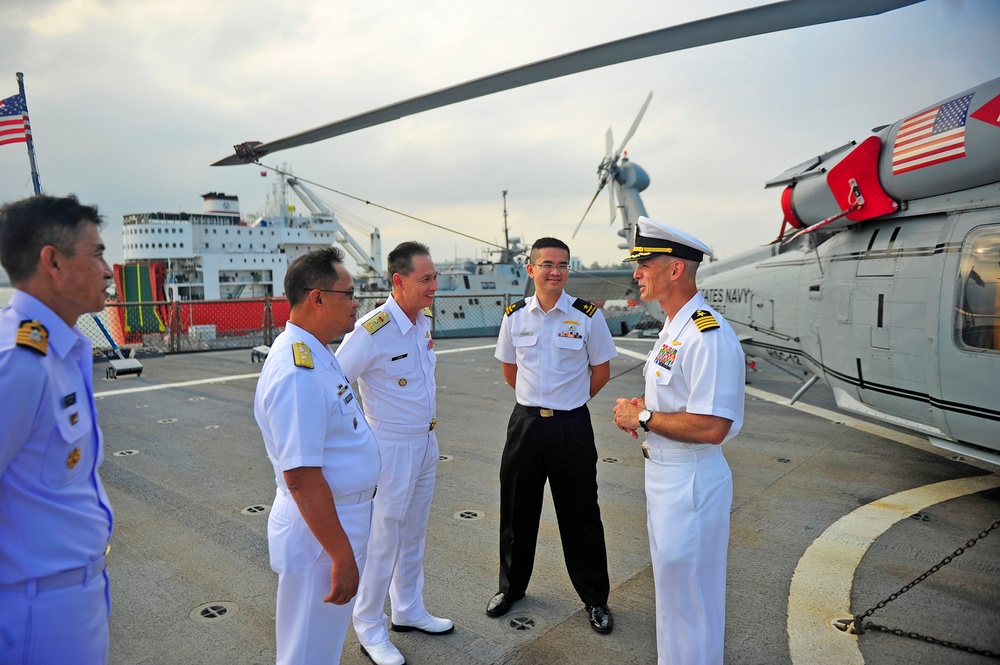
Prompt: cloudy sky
<box><xmin>1</xmin><ymin>0</ymin><xmax>998</xmax><ymax>272</ymax></box>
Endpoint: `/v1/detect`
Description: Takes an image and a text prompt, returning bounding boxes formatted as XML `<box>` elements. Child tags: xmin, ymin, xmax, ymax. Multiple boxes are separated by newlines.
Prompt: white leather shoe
<box><xmin>360</xmin><ymin>639</ymin><xmax>406</xmax><ymax>665</ymax></box>
<box><xmin>390</xmin><ymin>613</ymin><xmax>455</xmax><ymax>635</ymax></box>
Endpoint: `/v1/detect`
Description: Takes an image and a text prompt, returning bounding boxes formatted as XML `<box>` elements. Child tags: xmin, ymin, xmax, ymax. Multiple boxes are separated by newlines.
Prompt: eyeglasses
<box><xmin>306</xmin><ymin>287</ymin><xmax>357</xmax><ymax>301</ymax></box>
<box><xmin>531</xmin><ymin>262</ymin><xmax>570</xmax><ymax>271</ymax></box>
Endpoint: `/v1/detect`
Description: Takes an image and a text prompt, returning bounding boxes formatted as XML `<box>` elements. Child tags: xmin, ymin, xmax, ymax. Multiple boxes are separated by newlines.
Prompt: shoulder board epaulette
<box><xmin>504</xmin><ymin>299</ymin><xmax>527</xmax><ymax>317</ymax></box>
<box><xmin>692</xmin><ymin>309</ymin><xmax>720</xmax><ymax>332</ymax></box>
<box><xmin>420</xmin><ymin>307</ymin><xmax>433</xmax><ymax>319</ymax></box>
<box><xmin>362</xmin><ymin>310</ymin><xmax>391</xmax><ymax>334</ymax></box>
<box><xmin>292</xmin><ymin>341</ymin><xmax>314</xmax><ymax>369</ymax></box>
<box><xmin>16</xmin><ymin>320</ymin><xmax>48</xmax><ymax>356</ymax></box>
<box><xmin>572</xmin><ymin>298</ymin><xmax>598</xmax><ymax>318</ymax></box>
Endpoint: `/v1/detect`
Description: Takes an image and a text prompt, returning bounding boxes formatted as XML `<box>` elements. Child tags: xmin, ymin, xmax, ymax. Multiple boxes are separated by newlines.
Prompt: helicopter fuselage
<box><xmin>698</xmin><ymin>182</ymin><xmax>1000</xmax><ymax>461</ymax></box>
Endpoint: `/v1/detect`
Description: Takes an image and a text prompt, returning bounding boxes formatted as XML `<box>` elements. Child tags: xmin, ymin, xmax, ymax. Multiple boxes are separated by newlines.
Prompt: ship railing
<box><xmin>83</xmin><ymin>293</ymin><xmax>523</xmax><ymax>357</ymax></box>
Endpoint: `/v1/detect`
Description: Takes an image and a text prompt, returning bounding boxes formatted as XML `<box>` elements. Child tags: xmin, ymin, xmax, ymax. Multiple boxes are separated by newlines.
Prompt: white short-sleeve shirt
<box><xmin>495</xmin><ymin>291</ymin><xmax>617</xmax><ymax>411</ymax></box>
<box><xmin>336</xmin><ymin>295</ymin><xmax>436</xmax><ymax>426</ymax></box>
<box><xmin>643</xmin><ymin>292</ymin><xmax>745</xmax><ymax>449</ymax></box>
<box><xmin>255</xmin><ymin>322</ymin><xmax>380</xmax><ymax>497</ymax></box>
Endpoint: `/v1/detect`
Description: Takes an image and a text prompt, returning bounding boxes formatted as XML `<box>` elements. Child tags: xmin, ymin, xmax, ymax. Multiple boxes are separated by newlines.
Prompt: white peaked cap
<box><xmin>623</xmin><ymin>216</ymin><xmax>713</xmax><ymax>262</ymax></box>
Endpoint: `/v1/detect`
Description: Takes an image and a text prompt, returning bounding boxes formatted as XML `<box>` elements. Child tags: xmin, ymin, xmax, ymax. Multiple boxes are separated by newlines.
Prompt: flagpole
<box><xmin>16</xmin><ymin>72</ymin><xmax>41</xmax><ymax>195</ymax></box>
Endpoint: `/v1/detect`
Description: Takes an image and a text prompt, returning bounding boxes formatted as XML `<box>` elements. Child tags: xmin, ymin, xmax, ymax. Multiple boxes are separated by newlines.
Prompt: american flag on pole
<box><xmin>0</xmin><ymin>93</ymin><xmax>31</xmax><ymax>147</ymax></box>
<box><xmin>892</xmin><ymin>94</ymin><xmax>972</xmax><ymax>175</ymax></box>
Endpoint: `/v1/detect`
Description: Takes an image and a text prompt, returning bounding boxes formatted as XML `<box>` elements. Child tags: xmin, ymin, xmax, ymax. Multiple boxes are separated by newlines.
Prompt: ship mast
<box><xmin>502</xmin><ymin>190</ymin><xmax>510</xmax><ymax>253</ymax></box>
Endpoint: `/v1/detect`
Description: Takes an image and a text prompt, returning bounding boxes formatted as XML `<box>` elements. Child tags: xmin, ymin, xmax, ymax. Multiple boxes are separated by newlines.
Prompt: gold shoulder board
<box><xmin>692</xmin><ymin>309</ymin><xmax>720</xmax><ymax>332</ymax></box>
<box><xmin>292</xmin><ymin>341</ymin><xmax>314</xmax><ymax>368</ymax></box>
<box><xmin>504</xmin><ymin>299</ymin><xmax>527</xmax><ymax>317</ymax></box>
<box><xmin>421</xmin><ymin>307</ymin><xmax>433</xmax><ymax>319</ymax></box>
<box><xmin>572</xmin><ymin>298</ymin><xmax>597</xmax><ymax>318</ymax></box>
<box><xmin>363</xmin><ymin>310</ymin><xmax>391</xmax><ymax>334</ymax></box>
<box><xmin>16</xmin><ymin>320</ymin><xmax>48</xmax><ymax>356</ymax></box>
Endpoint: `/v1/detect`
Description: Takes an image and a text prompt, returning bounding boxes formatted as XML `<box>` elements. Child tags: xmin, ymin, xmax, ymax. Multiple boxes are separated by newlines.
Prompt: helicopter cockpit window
<box><xmin>956</xmin><ymin>226</ymin><xmax>1000</xmax><ymax>352</ymax></box>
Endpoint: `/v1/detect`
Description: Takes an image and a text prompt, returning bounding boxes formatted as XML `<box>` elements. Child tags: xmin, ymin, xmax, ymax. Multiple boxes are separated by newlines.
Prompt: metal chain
<box><xmin>851</xmin><ymin>516</ymin><xmax>1000</xmax><ymax>657</ymax></box>
<box><xmin>862</xmin><ymin>623</ymin><xmax>999</xmax><ymax>659</ymax></box>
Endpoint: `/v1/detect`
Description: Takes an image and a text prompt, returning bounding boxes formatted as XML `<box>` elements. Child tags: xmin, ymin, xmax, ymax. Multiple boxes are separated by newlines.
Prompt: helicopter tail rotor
<box><xmin>572</xmin><ymin>92</ymin><xmax>652</xmax><ymax>239</ymax></box>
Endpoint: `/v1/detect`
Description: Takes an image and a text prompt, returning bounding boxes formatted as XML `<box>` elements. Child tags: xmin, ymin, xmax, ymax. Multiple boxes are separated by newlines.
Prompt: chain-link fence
<box><xmin>80</xmin><ymin>293</ymin><xmax>532</xmax><ymax>356</ymax></box>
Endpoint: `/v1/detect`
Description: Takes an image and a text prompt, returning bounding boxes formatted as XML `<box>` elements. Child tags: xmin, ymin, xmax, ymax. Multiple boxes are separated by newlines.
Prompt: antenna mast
<box><xmin>502</xmin><ymin>190</ymin><xmax>510</xmax><ymax>253</ymax></box>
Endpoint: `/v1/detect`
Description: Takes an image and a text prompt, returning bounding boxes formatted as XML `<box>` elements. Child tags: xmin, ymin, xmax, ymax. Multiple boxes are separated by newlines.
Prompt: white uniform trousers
<box><xmin>353</xmin><ymin>425</ymin><xmax>438</xmax><ymax>646</ymax></box>
<box><xmin>645</xmin><ymin>445</ymin><xmax>732</xmax><ymax>665</ymax></box>
<box><xmin>269</xmin><ymin>489</ymin><xmax>373</xmax><ymax>665</ymax></box>
<box><xmin>0</xmin><ymin>569</ymin><xmax>109</xmax><ymax>665</ymax></box>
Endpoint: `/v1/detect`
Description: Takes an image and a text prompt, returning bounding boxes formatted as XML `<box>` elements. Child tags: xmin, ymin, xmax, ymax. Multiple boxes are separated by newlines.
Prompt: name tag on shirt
<box><xmin>337</xmin><ymin>383</ymin><xmax>355</xmax><ymax>405</ymax></box>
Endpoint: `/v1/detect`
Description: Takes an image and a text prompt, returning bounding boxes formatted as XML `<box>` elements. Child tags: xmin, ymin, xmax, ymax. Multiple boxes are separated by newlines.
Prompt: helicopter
<box><xmin>571</xmin><ymin>80</ymin><xmax>1000</xmax><ymax>465</ymax></box>
<box><xmin>212</xmin><ymin>0</ymin><xmax>999</xmax><ymax>462</ymax></box>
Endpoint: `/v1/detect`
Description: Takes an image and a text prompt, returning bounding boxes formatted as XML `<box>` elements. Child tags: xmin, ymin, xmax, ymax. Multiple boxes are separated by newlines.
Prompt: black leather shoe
<box><xmin>586</xmin><ymin>605</ymin><xmax>614</xmax><ymax>634</ymax></box>
<box><xmin>486</xmin><ymin>591</ymin><xmax>522</xmax><ymax>618</ymax></box>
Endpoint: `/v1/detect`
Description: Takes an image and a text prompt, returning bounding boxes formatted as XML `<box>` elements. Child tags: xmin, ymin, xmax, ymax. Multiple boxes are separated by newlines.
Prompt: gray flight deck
<box><xmin>94</xmin><ymin>337</ymin><xmax>1000</xmax><ymax>665</ymax></box>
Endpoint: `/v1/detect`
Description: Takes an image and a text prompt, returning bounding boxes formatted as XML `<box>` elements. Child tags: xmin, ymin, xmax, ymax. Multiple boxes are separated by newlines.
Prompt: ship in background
<box><xmin>105</xmin><ymin>175</ymin><xmax>642</xmax><ymax>347</ymax></box>
<box><xmin>106</xmin><ymin>182</ymin><xmax>354</xmax><ymax>346</ymax></box>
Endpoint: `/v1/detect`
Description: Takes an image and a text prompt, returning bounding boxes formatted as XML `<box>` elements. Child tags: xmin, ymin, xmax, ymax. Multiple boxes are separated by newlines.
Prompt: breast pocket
<box><xmin>553</xmin><ymin>334</ymin><xmax>585</xmax><ymax>371</ymax></box>
<box><xmin>42</xmin><ymin>407</ymin><xmax>92</xmax><ymax>488</ymax></box>
<box><xmin>553</xmin><ymin>335</ymin><xmax>584</xmax><ymax>351</ymax></box>
<box><xmin>652</xmin><ymin>367</ymin><xmax>674</xmax><ymax>386</ymax></box>
<box><xmin>384</xmin><ymin>354</ymin><xmax>415</xmax><ymax>377</ymax></box>
<box><xmin>511</xmin><ymin>334</ymin><xmax>538</xmax><ymax>349</ymax></box>
<box><xmin>331</xmin><ymin>390</ymin><xmax>361</xmax><ymax>437</ymax></box>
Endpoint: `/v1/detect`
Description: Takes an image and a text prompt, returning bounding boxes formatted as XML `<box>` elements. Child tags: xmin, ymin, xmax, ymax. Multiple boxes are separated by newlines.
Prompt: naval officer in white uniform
<box><xmin>613</xmin><ymin>216</ymin><xmax>745</xmax><ymax>665</ymax></box>
<box><xmin>0</xmin><ymin>195</ymin><xmax>115</xmax><ymax>665</ymax></box>
<box><xmin>337</xmin><ymin>241</ymin><xmax>452</xmax><ymax>665</ymax></box>
<box><xmin>254</xmin><ymin>247</ymin><xmax>380</xmax><ymax>665</ymax></box>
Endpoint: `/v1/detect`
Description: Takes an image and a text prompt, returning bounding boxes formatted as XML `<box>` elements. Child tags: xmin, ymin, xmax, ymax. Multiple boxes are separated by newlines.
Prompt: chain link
<box><xmin>851</xmin><ymin>516</ymin><xmax>1000</xmax><ymax>657</ymax></box>
<box><xmin>863</xmin><ymin>622</ymin><xmax>999</xmax><ymax>660</ymax></box>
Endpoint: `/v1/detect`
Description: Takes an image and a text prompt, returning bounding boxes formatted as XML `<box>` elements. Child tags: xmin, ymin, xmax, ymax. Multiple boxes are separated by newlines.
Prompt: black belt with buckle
<box><xmin>519</xmin><ymin>404</ymin><xmax>586</xmax><ymax>418</ymax></box>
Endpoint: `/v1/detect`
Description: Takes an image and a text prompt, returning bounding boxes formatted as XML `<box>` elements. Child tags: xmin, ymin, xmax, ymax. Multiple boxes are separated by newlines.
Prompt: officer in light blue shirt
<box><xmin>0</xmin><ymin>195</ymin><xmax>115</xmax><ymax>665</ymax></box>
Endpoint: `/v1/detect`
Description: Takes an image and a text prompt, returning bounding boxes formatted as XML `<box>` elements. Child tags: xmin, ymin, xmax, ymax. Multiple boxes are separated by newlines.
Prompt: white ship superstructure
<box><xmin>122</xmin><ymin>192</ymin><xmax>344</xmax><ymax>301</ymax></box>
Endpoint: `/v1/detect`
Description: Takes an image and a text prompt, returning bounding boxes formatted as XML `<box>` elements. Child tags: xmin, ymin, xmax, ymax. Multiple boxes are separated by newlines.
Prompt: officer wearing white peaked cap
<box><xmin>614</xmin><ymin>216</ymin><xmax>745</xmax><ymax>665</ymax></box>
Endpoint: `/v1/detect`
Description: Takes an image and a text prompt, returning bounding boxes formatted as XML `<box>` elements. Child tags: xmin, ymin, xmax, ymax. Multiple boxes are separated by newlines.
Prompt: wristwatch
<box><xmin>637</xmin><ymin>409</ymin><xmax>652</xmax><ymax>432</ymax></box>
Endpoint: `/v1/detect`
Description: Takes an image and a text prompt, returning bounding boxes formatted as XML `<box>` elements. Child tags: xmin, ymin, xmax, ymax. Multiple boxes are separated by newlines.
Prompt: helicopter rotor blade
<box><xmin>613</xmin><ymin>91</ymin><xmax>653</xmax><ymax>161</ymax></box>
<box><xmin>609</xmin><ymin>179</ymin><xmax>617</xmax><ymax>225</ymax></box>
<box><xmin>605</xmin><ymin>128</ymin><xmax>614</xmax><ymax>163</ymax></box>
<box><xmin>213</xmin><ymin>0</ymin><xmax>924</xmax><ymax>165</ymax></box>
<box><xmin>574</xmin><ymin>180</ymin><xmax>608</xmax><ymax>239</ymax></box>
